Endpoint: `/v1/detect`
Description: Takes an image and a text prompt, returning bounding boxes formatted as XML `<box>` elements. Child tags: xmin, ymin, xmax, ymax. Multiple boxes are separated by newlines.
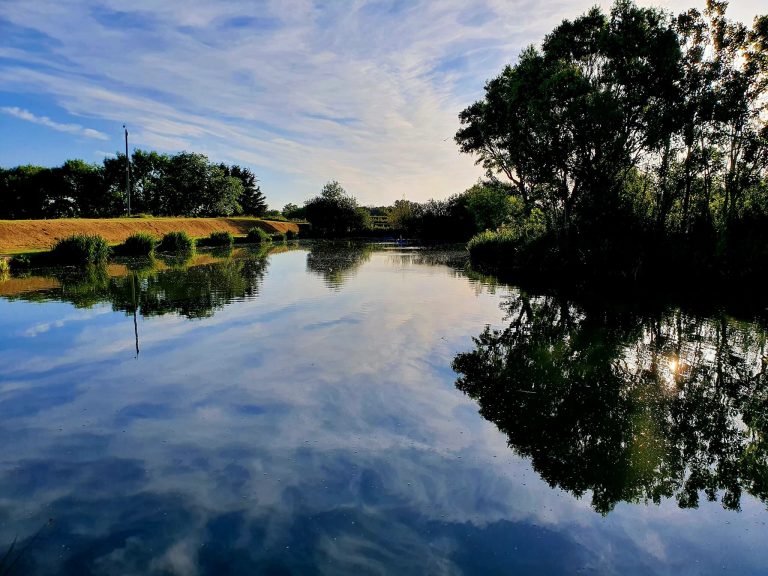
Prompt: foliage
<box><xmin>204</xmin><ymin>231</ymin><xmax>235</xmax><ymax>247</ymax></box>
<box><xmin>159</xmin><ymin>231</ymin><xmax>195</xmax><ymax>253</ymax></box>
<box><xmin>455</xmin><ymin>0</ymin><xmax>768</xmax><ymax>281</ymax></box>
<box><xmin>120</xmin><ymin>233</ymin><xmax>158</xmax><ymax>256</ymax></box>
<box><xmin>263</xmin><ymin>210</ymin><xmax>287</xmax><ymax>221</ymax></box>
<box><xmin>392</xmin><ymin>194</ymin><xmax>477</xmax><ymax>241</ymax></box>
<box><xmin>304</xmin><ymin>181</ymin><xmax>369</xmax><ymax>237</ymax></box>
<box><xmin>9</xmin><ymin>254</ymin><xmax>30</xmax><ymax>272</ymax></box>
<box><xmin>285</xmin><ymin>229</ymin><xmax>298</xmax><ymax>240</ymax></box>
<box><xmin>247</xmin><ymin>226</ymin><xmax>272</xmax><ymax>243</ymax></box>
<box><xmin>50</xmin><ymin>234</ymin><xmax>111</xmax><ymax>265</ymax></box>
<box><xmin>0</xmin><ymin>149</ymin><xmax>266</xmax><ymax>219</ymax></box>
<box><xmin>283</xmin><ymin>203</ymin><xmax>306</xmax><ymax>220</ymax></box>
<box><xmin>219</xmin><ymin>164</ymin><xmax>266</xmax><ymax>216</ymax></box>
<box><xmin>464</xmin><ymin>182</ymin><xmax>514</xmax><ymax>231</ymax></box>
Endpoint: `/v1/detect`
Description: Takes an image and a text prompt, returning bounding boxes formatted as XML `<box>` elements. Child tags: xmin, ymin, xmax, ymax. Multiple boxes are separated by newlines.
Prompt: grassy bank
<box><xmin>0</xmin><ymin>217</ymin><xmax>300</xmax><ymax>255</ymax></box>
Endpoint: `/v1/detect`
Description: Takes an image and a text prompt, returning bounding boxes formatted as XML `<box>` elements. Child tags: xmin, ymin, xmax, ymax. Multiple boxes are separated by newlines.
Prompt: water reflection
<box><xmin>2</xmin><ymin>246</ymin><xmax>768</xmax><ymax>574</ymax></box>
<box><xmin>453</xmin><ymin>293</ymin><xmax>768</xmax><ymax>514</ymax></box>
<box><xmin>306</xmin><ymin>241</ymin><xmax>373</xmax><ymax>289</ymax></box>
<box><xmin>3</xmin><ymin>249</ymin><xmax>271</xmax><ymax>320</ymax></box>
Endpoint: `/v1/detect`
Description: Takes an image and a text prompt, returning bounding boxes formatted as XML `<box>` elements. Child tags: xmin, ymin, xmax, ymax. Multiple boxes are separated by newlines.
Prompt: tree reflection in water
<box><xmin>306</xmin><ymin>241</ymin><xmax>373</xmax><ymax>289</ymax></box>
<box><xmin>453</xmin><ymin>293</ymin><xmax>768</xmax><ymax>514</ymax></box>
<box><xmin>5</xmin><ymin>251</ymin><xmax>271</xmax><ymax>320</ymax></box>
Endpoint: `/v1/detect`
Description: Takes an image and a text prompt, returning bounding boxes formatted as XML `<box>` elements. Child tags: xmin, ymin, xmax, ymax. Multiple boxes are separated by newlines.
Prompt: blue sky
<box><xmin>0</xmin><ymin>0</ymin><xmax>764</xmax><ymax>208</ymax></box>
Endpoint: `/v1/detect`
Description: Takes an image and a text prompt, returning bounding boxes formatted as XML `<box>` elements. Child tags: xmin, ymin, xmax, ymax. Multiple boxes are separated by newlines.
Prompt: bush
<box><xmin>50</xmin><ymin>234</ymin><xmax>111</xmax><ymax>265</ymax></box>
<box><xmin>285</xmin><ymin>229</ymin><xmax>298</xmax><ymax>240</ymax></box>
<box><xmin>121</xmin><ymin>232</ymin><xmax>158</xmax><ymax>256</ymax></box>
<box><xmin>205</xmin><ymin>231</ymin><xmax>234</xmax><ymax>247</ymax></box>
<box><xmin>247</xmin><ymin>227</ymin><xmax>272</xmax><ymax>244</ymax></box>
<box><xmin>159</xmin><ymin>231</ymin><xmax>195</xmax><ymax>253</ymax></box>
<box><xmin>0</xmin><ymin>258</ymin><xmax>9</xmax><ymax>279</ymax></box>
<box><xmin>9</xmin><ymin>254</ymin><xmax>31</xmax><ymax>272</ymax></box>
<box><xmin>467</xmin><ymin>229</ymin><xmax>519</xmax><ymax>263</ymax></box>
<box><xmin>272</xmin><ymin>232</ymin><xmax>287</xmax><ymax>242</ymax></box>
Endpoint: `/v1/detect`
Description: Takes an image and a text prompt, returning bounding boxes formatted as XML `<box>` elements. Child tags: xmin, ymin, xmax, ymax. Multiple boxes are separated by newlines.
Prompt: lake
<box><xmin>0</xmin><ymin>242</ymin><xmax>766</xmax><ymax>575</ymax></box>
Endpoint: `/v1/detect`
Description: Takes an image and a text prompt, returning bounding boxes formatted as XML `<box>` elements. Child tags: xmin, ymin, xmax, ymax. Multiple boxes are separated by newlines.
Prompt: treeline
<box><xmin>456</xmin><ymin>0</ymin><xmax>768</xmax><ymax>283</ymax></box>
<box><xmin>282</xmin><ymin>179</ymin><xmax>514</xmax><ymax>241</ymax></box>
<box><xmin>0</xmin><ymin>150</ymin><xmax>267</xmax><ymax>219</ymax></box>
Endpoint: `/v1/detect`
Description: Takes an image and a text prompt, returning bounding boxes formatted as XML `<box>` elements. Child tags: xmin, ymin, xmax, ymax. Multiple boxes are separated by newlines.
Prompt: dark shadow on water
<box><xmin>453</xmin><ymin>292</ymin><xmax>768</xmax><ymax>514</ymax></box>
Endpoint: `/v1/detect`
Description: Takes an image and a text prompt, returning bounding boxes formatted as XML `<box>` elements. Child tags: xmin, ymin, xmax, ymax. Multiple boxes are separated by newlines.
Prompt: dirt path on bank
<box><xmin>0</xmin><ymin>217</ymin><xmax>299</xmax><ymax>254</ymax></box>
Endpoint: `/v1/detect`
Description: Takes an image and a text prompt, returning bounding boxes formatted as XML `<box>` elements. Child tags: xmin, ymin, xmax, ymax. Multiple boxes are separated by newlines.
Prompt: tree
<box><xmin>304</xmin><ymin>180</ymin><xmax>367</xmax><ymax>236</ymax></box>
<box><xmin>282</xmin><ymin>203</ymin><xmax>306</xmax><ymax>220</ymax></box>
<box><xmin>463</xmin><ymin>182</ymin><xmax>513</xmax><ymax>231</ymax></box>
<box><xmin>387</xmin><ymin>199</ymin><xmax>418</xmax><ymax>231</ymax></box>
<box><xmin>58</xmin><ymin>159</ymin><xmax>112</xmax><ymax>217</ymax></box>
<box><xmin>456</xmin><ymin>0</ymin><xmax>682</xmax><ymax>236</ymax></box>
<box><xmin>221</xmin><ymin>164</ymin><xmax>266</xmax><ymax>216</ymax></box>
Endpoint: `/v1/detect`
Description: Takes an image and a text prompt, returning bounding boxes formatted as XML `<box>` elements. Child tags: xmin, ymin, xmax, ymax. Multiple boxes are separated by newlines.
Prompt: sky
<box><xmin>0</xmin><ymin>1</ymin><xmax>765</xmax><ymax>209</ymax></box>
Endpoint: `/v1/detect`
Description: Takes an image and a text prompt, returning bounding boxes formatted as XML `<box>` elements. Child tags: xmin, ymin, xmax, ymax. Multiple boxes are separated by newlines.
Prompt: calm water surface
<box><xmin>0</xmin><ymin>243</ymin><xmax>766</xmax><ymax>575</ymax></box>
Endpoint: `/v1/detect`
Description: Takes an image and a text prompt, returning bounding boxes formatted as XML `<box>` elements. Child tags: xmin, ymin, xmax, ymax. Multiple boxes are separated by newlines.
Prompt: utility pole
<box><xmin>123</xmin><ymin>124</ymin><xmax>131</xmax><ymax>216</ymax></box>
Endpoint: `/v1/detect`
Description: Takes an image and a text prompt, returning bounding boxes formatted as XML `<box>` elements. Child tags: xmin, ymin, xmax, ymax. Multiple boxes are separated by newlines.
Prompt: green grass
<box><xmin>467</xmin><ymin>229</ymin><xmax>519</xmax><ymax>263</ymax></box>
<box><xmin>159</xmin><ymin>231</ymin><xmax>195</xmax><ymax>253</ymax></box>
<box><xmin>201</xmin><ymin>230</ymin><xmax>234</xmax><ymax>247</ymax></box>
<box><xmin>50</xmin><ymin>234</ymin><xmax>111</xmax><ymax>265</ymax></box>
<box><xmin>247</xmin><ymin>227</ymin><xmax>272</xmax><ymax>244</ymax></box>
<box><xmin>120</xmin><ymin>232</ymin><xmax>158</xmax><ymax>256</ymax></box>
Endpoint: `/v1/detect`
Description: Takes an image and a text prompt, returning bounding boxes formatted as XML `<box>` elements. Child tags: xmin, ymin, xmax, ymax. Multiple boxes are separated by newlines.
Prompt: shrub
<box><xmin>159</xmin><ymin>231</ymin><xmax>195</xmax><ymax>253</ymax></box>
<box><xmin>272</xmin><ymin>232</ymin><xmax>287</xmax><ymax>242</ymax></box>
<box><xmin>206</xmin><ymin>231</ymin><xmax>234</xmax><ymax>247</ymax></box>
<box><xmin>121</xmin><ymin>233</ymin><xmax>158</xmax><ymax>256</ymax></box>
<box><xmin>9</xmin><ymin>254</ymin><xmax>31</xmax><ymax>272</ymax></box>
<box><xmin>285</xmin><ymin>229</ymin><xmax>298</xmax><ymax>240</ymax></box>
<box><xmin>50</xmin><ymin>234</ymin><xmax>110</xmax><ymax>265</ymax></box>
<box><xmin>0</xmin><ymin>258</ymin><xmax>9</xmax><ymax>279</ymax></box>
<box><xmin>247</xmin><ymin>227</ymin><xmax>272</xmax><ymax>244</ymax></box>
<box><xmin>467</xmin><ymin>229</ymin><xmax>519</xmax><ymax>263</ymax></box>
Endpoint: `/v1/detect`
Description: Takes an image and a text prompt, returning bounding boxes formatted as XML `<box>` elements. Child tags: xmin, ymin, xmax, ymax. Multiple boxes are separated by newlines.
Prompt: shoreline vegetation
<box><xmin>455</xmin><ymin>1</ymin><xmax>768</xmax><ymax>290</ymax></box>
<box><xmin>0</xmin><ymin>217</ymin><xmax>300</xmax><ymax>255</ymax></box>
<box><xmin>2</xmin><ymin>2</ymin><xmax>766</xmax><ymax>301</ymax></box>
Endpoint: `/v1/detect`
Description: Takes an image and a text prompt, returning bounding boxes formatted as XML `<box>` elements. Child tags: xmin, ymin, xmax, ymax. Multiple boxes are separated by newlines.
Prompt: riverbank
<box><xmin>0</xmin><ymin>217</ymin><xmax>301</xmax><ymax>254</ymax></box>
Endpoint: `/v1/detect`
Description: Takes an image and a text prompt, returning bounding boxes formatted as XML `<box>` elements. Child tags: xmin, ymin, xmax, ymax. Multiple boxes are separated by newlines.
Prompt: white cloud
<box><xmin>0</xmin><ymin>0</ymin><xmax>764</xmax><ymax>206</ymax></box>
<box><xmin>1</xmin><ymin>105</ymin><xmax>109</xmax><ymax>140</ymax></box>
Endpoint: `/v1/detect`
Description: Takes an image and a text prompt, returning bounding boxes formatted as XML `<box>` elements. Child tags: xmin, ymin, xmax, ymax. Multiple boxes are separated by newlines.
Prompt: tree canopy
<box><xmin>303</xmin><ymin>181</ymin><xmax>370</xmax><ymax>236</ymax></box>
<box><xmin>456</xmin><ymin>0</ymin><xmax>768</xmax><ymax>280</ymax></box>
<box><xmin>0</xmin><ymin>150</ymin><xmax>267</xmax><ymax>219</ymax></box>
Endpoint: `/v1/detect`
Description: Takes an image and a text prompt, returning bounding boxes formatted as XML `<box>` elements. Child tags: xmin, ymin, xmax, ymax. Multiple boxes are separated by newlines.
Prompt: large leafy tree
<box><xmin>220</xmin><ymin>164</ymin><xmax>266</xmax><ymax>216</ymax></box>
<box><xmin>2</xmin><ymin>150</ymin><xmax>262</xmax><ymax>219</ymax></box>
<box><xmin>304</xmin><ymin>180</ymin><xmax>368</xmax><ymax>236</ymax></box>
<box><xmin>456</xmin><ymin>0</ymin><xmax>768</xmax><ymax>278</ymax></box>
<box><xmin>456</xmin><ymin>0</ymin><xmax>681</xmax><ymax>233</ymax></box>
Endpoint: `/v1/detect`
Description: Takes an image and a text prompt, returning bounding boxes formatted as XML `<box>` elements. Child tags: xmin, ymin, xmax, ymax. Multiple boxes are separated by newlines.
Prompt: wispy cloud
<box><xmin>1</xmin><ymin>105</ymin><xmax>109</xmax><ymax>140</ymax></box>
<box><xmin>0</xmin><ymin>0</ymin><xmax>762</xmax><ymax>205</ymax></box>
